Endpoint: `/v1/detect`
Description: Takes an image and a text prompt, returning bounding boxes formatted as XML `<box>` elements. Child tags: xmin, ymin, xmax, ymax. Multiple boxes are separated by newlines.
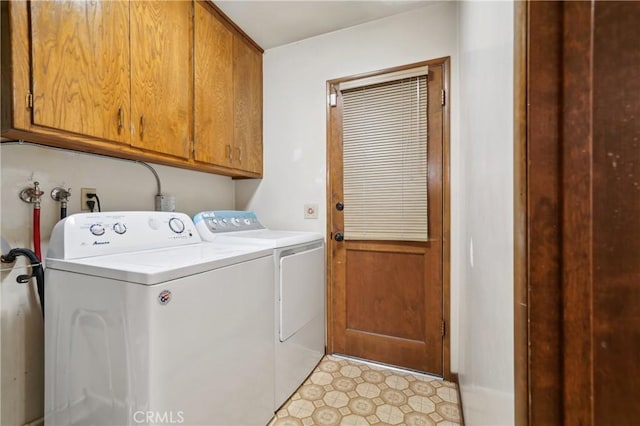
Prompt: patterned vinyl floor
<box><xmin>270</xmin><ymin>355</ymin><xmax>462</xmax><ymax>426</ymax></box>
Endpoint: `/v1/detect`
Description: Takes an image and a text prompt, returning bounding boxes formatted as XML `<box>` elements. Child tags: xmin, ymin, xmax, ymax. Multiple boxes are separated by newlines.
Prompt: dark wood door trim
<box><xmin>513</xmin><ymin>1</ymin><xmax>528</xmax><ymax>424</ymax></box>
<box><xmin>516</xmin><ymin>1</ymin><xmax>640</xmax><ymax>424</ymax></box>
<box><xmin>515</xmin><ymin>2</ymin><xmax>565</xmax><ymax>424</ymax></box>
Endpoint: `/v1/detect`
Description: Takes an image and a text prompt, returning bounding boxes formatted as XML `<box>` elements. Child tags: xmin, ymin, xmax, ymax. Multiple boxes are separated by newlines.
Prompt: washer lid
<box><xmin>46</xmin><ymin>243</ymin><xmax>272</xmax><ymax>285</ymax></box>
<box><xmin>212</xmin><ymin>230</ymin><xmax>324</xmax><ymax>248</ymax></box>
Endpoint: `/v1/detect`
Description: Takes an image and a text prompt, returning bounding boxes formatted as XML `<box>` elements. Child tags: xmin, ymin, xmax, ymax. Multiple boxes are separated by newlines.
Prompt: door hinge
<box><xmin>441</xmin><ymin>89</ymin><xmax>446</xmax><ymax>106</ymax></box>
<box><xmin>441</xmin><ymin>320</ymin><xmax>446</xmax><ymax>337</ymax></box>
<box><xmin>26</xmin><ymin>92</ymin><xmax>33</xmax><ymax>109</ymax></box>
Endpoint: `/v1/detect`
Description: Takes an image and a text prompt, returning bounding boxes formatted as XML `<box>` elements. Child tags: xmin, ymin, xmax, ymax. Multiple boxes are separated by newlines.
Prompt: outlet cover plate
<box><xmin>81</xmin><ymin>187</ymin><xmax>96</xmax><ymax>212</ymax></box>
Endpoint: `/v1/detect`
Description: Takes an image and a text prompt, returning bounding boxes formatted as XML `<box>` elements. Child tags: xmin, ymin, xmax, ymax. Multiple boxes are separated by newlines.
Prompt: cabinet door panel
<box><xmin>130</xmin><ymin>1</ymin><xmax>191</xmax><ymax>159</ymax></box>
<box><xmin>233</xmin><ymin>36</ymin><xmax>263</xmax><ymax>175</ymax></box>
<box><xmin>30</xmin><ymin>1</ymin><xmax>130</xmax><ymax>143</ymax></box>
<box><xmin>194</xmin><ymin>2</ymin><xmax>234</xmax><ymax>167</ymax></box>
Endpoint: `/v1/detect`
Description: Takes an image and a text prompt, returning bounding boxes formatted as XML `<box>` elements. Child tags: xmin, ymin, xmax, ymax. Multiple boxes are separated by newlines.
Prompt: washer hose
<box><xmin>34</xmin><ymin>206</ymin><xmax>42</xmax><ymax>260</ymax></box>
<box><xmin>1</xmin><ymin>248</ymin><xmax>45</xmax><ymax>317</ymax></box>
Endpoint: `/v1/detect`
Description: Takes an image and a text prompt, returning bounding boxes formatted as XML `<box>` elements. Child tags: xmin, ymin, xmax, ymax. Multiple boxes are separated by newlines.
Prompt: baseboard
<box><xmin>448</xmin><ymin>373</ymin><xmax>466</xmax><ymax>426</ymax></box>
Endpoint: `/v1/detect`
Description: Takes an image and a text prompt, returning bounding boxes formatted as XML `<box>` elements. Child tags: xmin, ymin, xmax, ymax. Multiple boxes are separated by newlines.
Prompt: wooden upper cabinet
<box><xmin>233</xmin><ymin>34</ymin><xmax>263</xmax><ymax>175</ymax></box>
<box><xmin>30</xmin><ymin>1</ymin><xmax>131</xmax><ymax>144</ymax></box>
<box><xmin>193</xmin><ymin>1</ymin><xmax>234</xmax><ymax>167</ymax></box>
<box><xmin>2</xmin><ymin>0</ymin><xmax>262</xmax><ymax>177</ymax></box>
<box><xmin>130</xmin><ymin>1</ymin><xmax>192</xmax><ymax>159</ymax></box>
<box><xmin>194</xmin><ymin>2</ymin><xmax>263</xmax><ymax>176</ymax></box>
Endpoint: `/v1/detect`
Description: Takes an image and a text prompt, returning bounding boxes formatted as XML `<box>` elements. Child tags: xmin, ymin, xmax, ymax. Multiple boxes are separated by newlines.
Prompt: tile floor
<box><xmin>270</xmin><ymin>355</ymin><xmax>462</xmax><ymax>425</ymax></box>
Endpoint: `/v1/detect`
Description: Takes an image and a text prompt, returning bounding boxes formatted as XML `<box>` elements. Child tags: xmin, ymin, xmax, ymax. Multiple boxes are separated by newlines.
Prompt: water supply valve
<box><xmin>51</xmin><ymin>187</ymin><xmax>72</xmax><ymax>219</ymax></box>
<box><xmin>51</xmin><ymin>187</ymin><xmax>71</xmax><ymax>205</ymax></box>
<box><xmin>19</xmin><ymin>181</ymin><xmax>44</xmax><ymax>206</ymax></box>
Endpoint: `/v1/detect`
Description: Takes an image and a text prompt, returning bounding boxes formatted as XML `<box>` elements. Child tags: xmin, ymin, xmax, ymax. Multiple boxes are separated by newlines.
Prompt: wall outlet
<box><xmin>304</xmin><ymin>204</ymin><xmax>318</xmax><ymax>219</ymax></box>
<box><xmin>81</xmin><ymin>187</ymin><xmax>96</xmax><ymax>212</ymax></box>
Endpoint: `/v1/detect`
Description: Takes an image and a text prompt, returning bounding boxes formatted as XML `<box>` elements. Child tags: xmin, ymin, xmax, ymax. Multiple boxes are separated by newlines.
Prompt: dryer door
<box><xmin>279</xmin><ymin>245</ymin><xmax>325</xmax><ymax>341</ymax></box>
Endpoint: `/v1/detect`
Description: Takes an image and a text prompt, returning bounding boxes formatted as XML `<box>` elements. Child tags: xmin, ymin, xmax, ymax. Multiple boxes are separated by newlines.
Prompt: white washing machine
<box><xmin>44</xmin><ymin>211</ymin><xmax>274</xmax><ymax>426</ymax></box>
<box><xmin>193</xmin><ymin>211</ymin><xmax>325</xmax><ymax>409</ymax></box>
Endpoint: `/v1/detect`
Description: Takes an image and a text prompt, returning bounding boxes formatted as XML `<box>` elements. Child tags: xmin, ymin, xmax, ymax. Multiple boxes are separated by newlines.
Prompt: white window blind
<box><xmin>341</xmin><ymin>72</ymin><xmax>428</xmax><ymax>241</ymax></box>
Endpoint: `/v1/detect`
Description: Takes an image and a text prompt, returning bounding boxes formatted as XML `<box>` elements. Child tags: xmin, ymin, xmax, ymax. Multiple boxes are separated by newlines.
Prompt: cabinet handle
<box><xmin>139</xmin><ymin>115</ymin><xmax>145</xmax><ymax>139</ymax></box>
<box><xmin>117</xmin><ymin>108</ymin><xmax>124</xmax><ymax>134</ymax></box>
<box><xmin>226</xmin><ymin>144</ymin><xmax>232</xmax><ymax>162</ymax></box>
<box><xmin>235</xmin><ymin>147</ymin><xmax>242</xmax><ymax>163</ymax></box>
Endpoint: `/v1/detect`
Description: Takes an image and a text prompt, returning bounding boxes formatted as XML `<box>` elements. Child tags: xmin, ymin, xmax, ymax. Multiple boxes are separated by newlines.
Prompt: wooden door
<box><xmin>193</xmin><ymin>1</ymin><xmax>234</xmax><ymax>168</ymax></box>
<box><xmin>30</xmin><ymin>0</ymin><xmax>130</xmax><ymax>144</ymax></box>
<box><xmin>327</xmin><ymin>60</ymin><xmax>448</xmax><ymax>375</ymax></box>
<box><xmin>517</xmin><ymin>1</ymin><xmax>640</xmax><ymax>424</ymax></box>
<box><xmin>233</xmin><ymin>35</ymin><xmax>263</xmax><ymax>175</ymax></box>
<box><xmin>130</xmin><ymin>1</ymin><xmax>191</xmax><ymax>159</ymax></box>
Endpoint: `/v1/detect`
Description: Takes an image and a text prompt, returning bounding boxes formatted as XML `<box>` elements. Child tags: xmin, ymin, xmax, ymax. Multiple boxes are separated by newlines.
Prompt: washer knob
<box><xmin>232</xmin><ymin>218</ymin><xmax>241</xmax><ymax>226</ymax></box>
<box><xmin>113</xmin><ymin>223</ymin><xmax>127</xmax><ymax>235</ymax></box>
<box><xmin>89</xmin><ymin>224</ymin><xmax>105</xmax><ymax>236</ymax></box>
<box><xmin>148</xmin><ymin>217</ymin><xmax>161</xmax><ymax>230</ymax></box>
<box><xmin>168</xmin><ymin>217</ymin><xmax>185</xmax><ymax>234</ymax></box>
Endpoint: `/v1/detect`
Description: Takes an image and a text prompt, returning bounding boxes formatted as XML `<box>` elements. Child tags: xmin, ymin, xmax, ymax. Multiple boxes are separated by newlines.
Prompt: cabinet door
<box><xmin>233</xmin><ymin>35</ymin><xmax>263</xmax><ymax>175</ymax></box>
<box><xmin>130</xmin><ymin>1</ymin><xmax>191</xmax><ymax>159</ymax></box>
<box><xmin>30</xmin><ymin>1</ymin><xmax>130</xmax><ymax>144</ymax></box>
<box><xmin>193</xmin><ymin>2</ymin><xmax>234</xmax><ymax>167</ymax></box>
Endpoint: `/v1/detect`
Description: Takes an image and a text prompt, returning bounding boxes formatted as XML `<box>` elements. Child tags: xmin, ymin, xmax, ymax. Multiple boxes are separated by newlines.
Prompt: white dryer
<box><xmin>45</xmin><ymin>212</ymin><xmax>274</xmax><ymax>426</ymax></box>
<box><xmin>193</xmin><ymin>211</ymin><xmax>325</xmax><ymax>409</ymax></box>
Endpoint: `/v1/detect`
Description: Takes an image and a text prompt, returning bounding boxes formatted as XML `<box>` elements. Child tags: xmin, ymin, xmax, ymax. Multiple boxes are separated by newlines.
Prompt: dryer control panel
<box><xmin>48</xmin><ymin>211</ymin><xmax>201</xmax><ymax>260</ymax></box>
<box><xmin>193</xmin><ymin>210</ymin><xmax>264</xmax><ymax>240</ymax></box>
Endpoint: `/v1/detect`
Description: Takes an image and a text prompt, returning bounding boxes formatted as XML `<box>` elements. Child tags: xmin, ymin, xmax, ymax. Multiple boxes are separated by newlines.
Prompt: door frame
<box><xmin>325</xmin><ymin>57</ymin><xmax>453</xmax><ymax>380</ymax></box>
<box><xmin>515</xmin><ymin>2</ymin><xmax>566</xmax><ymax>422</ymax></box>
<box><xmin>514</xmin><ymin>1</ymin><xmax>632</xmax><ymax>423</ymax></box>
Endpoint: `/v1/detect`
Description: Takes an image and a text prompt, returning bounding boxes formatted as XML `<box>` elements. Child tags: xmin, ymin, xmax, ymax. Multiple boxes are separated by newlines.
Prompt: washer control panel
<box><xmin>193</xmin><ymin>210</ymin><xmax>264</xmax><ymax>240</ymax></box>
<box><xmin>48</xmin><ymin>211</ymin><xmax>201</xmax><ymax>260</ymax></box>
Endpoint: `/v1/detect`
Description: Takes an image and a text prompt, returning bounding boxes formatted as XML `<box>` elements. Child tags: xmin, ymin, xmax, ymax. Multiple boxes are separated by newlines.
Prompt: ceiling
<box><xmin>213</xmin><ymin>1</ymin><xmax>435</xmax><ymax>50</ymax></box>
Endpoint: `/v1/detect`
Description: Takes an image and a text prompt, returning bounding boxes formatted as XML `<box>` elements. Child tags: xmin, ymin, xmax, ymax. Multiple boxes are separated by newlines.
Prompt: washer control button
<box><xmin>113</xmin><ymin>223</ymin><xmax>127</xmax><ymax>235</ymax></box>
<box><xmin>168</xmin><ymin>217</ymin><xmax>185</xmax><ymax>234</ymax></box>
<box><xmin>89</xmin><ymin>224</ymin><xmax>105</xmax><ymax>236</ymax></box>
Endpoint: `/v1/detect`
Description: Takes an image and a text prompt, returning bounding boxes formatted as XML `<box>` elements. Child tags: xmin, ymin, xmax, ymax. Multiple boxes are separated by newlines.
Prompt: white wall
<box><xmin>457</xmin><ymin>1</ymin><xmax>514</xmax><ymax>424</ymax></box>
<box><xmin>235</xmin><ymin>0</ymin><xmax>463</xmax><ymax>370</ymax></box>
<box><xmin>0</xmin><ymin>143</ymin><xmax>235</xmax><ymax>425</ymax></box>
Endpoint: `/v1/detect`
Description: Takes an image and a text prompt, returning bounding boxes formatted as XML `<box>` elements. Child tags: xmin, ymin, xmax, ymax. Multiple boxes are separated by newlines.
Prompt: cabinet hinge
<box><xmin>26</xmin><ymin>92</ymin><xmax>33</xmax><ymax>109</ymax></box>
<box><xmin>441</xmin><ymin>89</ymin><xmax>446</xmax><ymax>106</ymax></box>
<box><xmin>441</xmin><ymin>320</ymin><xmax>446</xmax><ymax>337</ymax></box>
